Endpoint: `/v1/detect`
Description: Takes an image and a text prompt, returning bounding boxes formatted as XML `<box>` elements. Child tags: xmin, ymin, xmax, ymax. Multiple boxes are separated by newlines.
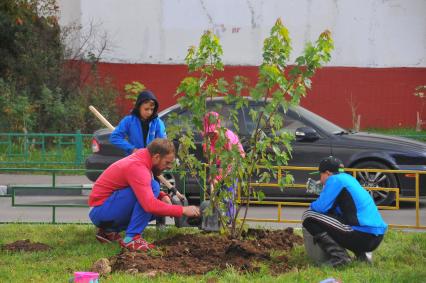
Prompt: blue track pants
<box><xmin>89</xmin><ymin>180</ymin><xmax>160</xmax><ymax>237</ymax></box>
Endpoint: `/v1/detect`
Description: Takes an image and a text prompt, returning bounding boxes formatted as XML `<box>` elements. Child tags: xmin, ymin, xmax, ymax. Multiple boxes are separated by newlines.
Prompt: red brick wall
<box><xmin>84</xmin><ymin>62</ymin><xmax>426</xmax><ymax>129</ymax></box>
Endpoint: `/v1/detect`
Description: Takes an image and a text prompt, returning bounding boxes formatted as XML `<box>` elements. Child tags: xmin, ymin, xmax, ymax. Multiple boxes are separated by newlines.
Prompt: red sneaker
<box><xmin>119</xmin><ymin>235</ymin><xmax>155</xmax><ymax>252</ymax></box>
<box><xmin>95</xmin><ymin>228</ymin><xmax>122</xmax><ymax>244</ymax></box>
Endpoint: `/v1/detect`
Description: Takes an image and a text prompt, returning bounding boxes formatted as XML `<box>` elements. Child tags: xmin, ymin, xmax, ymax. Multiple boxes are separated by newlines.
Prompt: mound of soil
<box><xmin>107</xmin><ymin>227</ymin><xmax>302</xmax><ymax>275</ymax></box>
<box><xmin>2</xmin><ymin>239</ymin><xmax>51</xmax><ymax>252</ymax></box>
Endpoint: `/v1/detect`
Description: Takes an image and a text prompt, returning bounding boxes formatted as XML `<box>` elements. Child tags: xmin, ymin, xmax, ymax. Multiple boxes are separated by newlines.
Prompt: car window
<box><xmin>206</xmin><ymin>102</ymin><xmax>238</xmax><ymax>132</ymax></box>
<box><xmin>240</xmin><ymin>104</ymin><xmax>306</xmax><ymax>135</ymax></box>
<box><xmin>163</xmin><ymin>109</ymin><xmax>192</xmax><ymax>127</ymax></box>
<box><xmin>239</xmin><ymin>105</ymin><xmax>255</xmax><ymax>135</ymax></box>
<box><xmin>282</xmin><ymin>115</ymin><xmax>306</xmax><ymax>133</ymax></box>
<box><xmin>163</xmin><ymin>101</ymin><xmax>336</xmax><ymax>139</ymax></box>
<box><xmin>291</xmin><ymin>106</ymin><xmax>344</xmax><ymax>133</ymax></box>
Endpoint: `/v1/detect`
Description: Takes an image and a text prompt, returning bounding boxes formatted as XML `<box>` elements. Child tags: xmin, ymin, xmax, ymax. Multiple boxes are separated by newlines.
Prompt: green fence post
<box><xmin>7</xmin><ymin>134</ymin><xmax>12</xmax><ymax>157</ymax></box>
<box><xmin>24</xmin><ymin>132</ymin><xmax>29</xmax><ymax>163</ymax></box>
<box><xmin>52</xmin><ymin>206</ymin><xmax>56</xmax><ymax>224</ymax></box>
<box><xmin>52</xmin><ymin>171</ymin><xmax>56</xmax><ymax>188</ymax></box>
<box><xmin>75</xmin><ymin>130</ymin><xmax>83</xmax><ymax>165</ymax></box>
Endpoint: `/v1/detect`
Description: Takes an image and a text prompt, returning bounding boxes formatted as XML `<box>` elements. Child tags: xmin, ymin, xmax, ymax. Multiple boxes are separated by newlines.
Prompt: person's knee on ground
<box><xmin>313</xmin><ymin>232</ymin><xmax>351</xmax><ymax>267</ymax></box>
<box><xmin>302</xmin><ymin>228</ymin><xmax>330</xmax><ymax>265</ymax></box>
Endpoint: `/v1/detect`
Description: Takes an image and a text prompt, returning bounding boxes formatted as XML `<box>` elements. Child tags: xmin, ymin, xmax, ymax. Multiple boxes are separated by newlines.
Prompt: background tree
<box><xmin>167</xmin><ymin>19</ymin><xmax>334</xmax><ymax>238</ymax></box>
<box><xmin>124</xmin><ymin>81</ymin><xmax>146</xmax><ymax>101</ymax></box>
<box><xmin>0</xmin><ymin>0</ymin><xmax>119</xmax><ymax>133</ymax></box>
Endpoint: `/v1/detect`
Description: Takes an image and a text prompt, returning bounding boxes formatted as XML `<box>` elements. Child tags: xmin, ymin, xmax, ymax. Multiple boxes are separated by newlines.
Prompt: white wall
<box><xmin>57</xmin><ymin>0</ymin><xmax>81</xmax><ymax>53</ymax></box>
<box><xmin>57</xmin><ymin>0</ymin><xmax>426</xmax><ymax>67</ymax></box>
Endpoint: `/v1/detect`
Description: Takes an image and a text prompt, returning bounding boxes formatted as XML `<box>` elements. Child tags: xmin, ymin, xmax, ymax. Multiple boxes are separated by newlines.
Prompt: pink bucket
<box><xmin>73</xmin><ymin>272</ymin><xmax>99</xmax><ymax>283</ymax></box>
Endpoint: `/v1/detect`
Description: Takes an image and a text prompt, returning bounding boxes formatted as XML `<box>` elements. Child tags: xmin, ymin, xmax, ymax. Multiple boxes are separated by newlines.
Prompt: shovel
<box><xmin>200</xmin><ymin>200</ymin><xmax>220</xmax><ymax>232</ymax></box>
<box><xmin>170</xmin><ymin>191</ymin><xmax>218</xmax><ymax>230</ymax></box>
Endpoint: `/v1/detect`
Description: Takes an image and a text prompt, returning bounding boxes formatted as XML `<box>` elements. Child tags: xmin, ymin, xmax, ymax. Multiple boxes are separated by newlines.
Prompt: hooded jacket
<box><xmin>110</xmin><ymin>90</ymin><xmax>166</xmax><ymax>155</ymax></box>
<box><xmin>203</xmin><ymin>112</ymin><xmax>244</xmax><ymax>154</ymax></box>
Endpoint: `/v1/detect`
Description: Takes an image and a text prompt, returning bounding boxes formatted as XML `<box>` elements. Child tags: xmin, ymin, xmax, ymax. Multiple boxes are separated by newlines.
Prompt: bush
<box><xmin>0</xmin><ymin>79</ymin><xmax>35</xmax><ymax>132</ymax></box>
<box><xmin>79</xmin><ymin>76</ymin><xmax>120</xmax><ymax>133</ymax></box>
<box><xmin>0</xmin><ymin>0</ymin><xmax>119</xmax><ymax>133</ymax></box>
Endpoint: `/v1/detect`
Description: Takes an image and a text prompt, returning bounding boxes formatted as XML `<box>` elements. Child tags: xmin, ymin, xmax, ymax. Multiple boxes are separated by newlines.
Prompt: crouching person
<box><xmin>302</xmin><ymin>156</ymin><xmax>387</xmax><ymax>267</ymax></box>
<box><xmin>88</xmin><ymin>138</ymin><xmax>200</xmax><ymax>251</ymax></box>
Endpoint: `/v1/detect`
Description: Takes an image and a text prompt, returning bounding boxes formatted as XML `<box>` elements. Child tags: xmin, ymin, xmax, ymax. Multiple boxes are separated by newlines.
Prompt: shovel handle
<box><xmin>89</xmin><ymin>105</ymin><xmax>115</xmax><ymax>131</ymax></box>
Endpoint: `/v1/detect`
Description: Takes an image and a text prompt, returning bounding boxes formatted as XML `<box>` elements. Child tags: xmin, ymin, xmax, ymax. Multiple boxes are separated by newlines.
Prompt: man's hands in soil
<box><xmin>183</xmin><ymin>206</ymin><xmax>200</xmax><ymax>217</ymax></box>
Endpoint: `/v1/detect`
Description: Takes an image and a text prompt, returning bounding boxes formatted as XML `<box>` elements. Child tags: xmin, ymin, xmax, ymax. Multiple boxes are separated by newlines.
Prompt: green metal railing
<box><xmin>0</xmin><ymin>131</ymin><xmax>93</xmax><ymax>166</ymax></box>
<box><xmin>10</xmin><ymin>186</ymin><xmax>89</xmax><ymax>224</ymax></box>
<box><xmin>0</xmin><ymin>168</ymin><xmax>92</xmax><ymax>224</ymax></box>
<box><xmin>241</xmin><ymin>166</ymin><xmax>426</xmax><ymax>230</ymax></box>
<box><xmin>0</xmin><ymin>165</ymin><xmax>425</xmax><ymax>228</ymax></box>
<box><xmin>0</xmin><ymin>167</ymin><xmax>186</xmax><ymax>224</ymax></box>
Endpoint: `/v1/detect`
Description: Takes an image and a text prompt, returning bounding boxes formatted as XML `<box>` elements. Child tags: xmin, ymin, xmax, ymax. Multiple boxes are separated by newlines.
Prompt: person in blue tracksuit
<box><xmin>302</xmin><ymin>156</ymin><xmax>387</xmax><ymax>267</ymax></box>
<box><xmin>110</xmin><ymin>90</ymin><xmax>166</xmax><ymax>155</ymax></box>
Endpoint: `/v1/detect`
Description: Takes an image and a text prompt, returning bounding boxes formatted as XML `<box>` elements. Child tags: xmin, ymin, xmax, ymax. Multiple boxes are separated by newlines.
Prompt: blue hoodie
<box><xmin>110</xmin><ymin>90</ymin><xmax>166</xmax><ymax>155</ymax></box>
<box><xmin>311</xmin><ymin>173</ymin><xmax>388</xmax><ymax>235</ymax></box>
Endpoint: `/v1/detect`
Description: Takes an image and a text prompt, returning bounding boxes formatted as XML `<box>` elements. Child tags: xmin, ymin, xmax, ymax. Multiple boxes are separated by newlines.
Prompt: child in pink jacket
<box><xmin>202</xmin><ymin>111</ymin><xmax>245</xmax><ymax>220</ymax></box>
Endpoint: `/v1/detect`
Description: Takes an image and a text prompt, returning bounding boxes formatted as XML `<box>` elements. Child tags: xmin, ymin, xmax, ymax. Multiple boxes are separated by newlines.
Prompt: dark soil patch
<box><xmin>108</xmin><ymin>227</ymin><xmax>302</xmax><ymax>275</ymax></box>
<box><xmin>2</xmin><ymin>239</ymin><xmax>51</xmax><ymax>252</ymax></box>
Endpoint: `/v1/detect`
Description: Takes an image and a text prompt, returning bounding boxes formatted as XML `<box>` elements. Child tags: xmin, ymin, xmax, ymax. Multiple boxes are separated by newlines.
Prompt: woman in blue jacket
<box><xmin>302</xmin><ymin>156</ymin><xmax>387</xmax><ymax>267</ymax></box>
<box><xmin>110</xmin><ymin>90</ymin><xmax>166</xmax><ymax>155</ymax></box>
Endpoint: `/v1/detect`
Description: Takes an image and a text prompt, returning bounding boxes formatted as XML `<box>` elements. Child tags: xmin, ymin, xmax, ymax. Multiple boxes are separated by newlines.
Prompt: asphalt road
<box><xmin>1</xmin><ymin>174</ymin><xmax>425</xmax><ymax>230</ymax></box>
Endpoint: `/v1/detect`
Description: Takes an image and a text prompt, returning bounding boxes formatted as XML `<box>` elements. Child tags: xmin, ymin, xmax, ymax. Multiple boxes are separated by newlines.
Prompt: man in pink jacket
<box><xmin>88</xmin><ymin>138</ymin><xmax>200</xmax><ymax>252</ymax></box>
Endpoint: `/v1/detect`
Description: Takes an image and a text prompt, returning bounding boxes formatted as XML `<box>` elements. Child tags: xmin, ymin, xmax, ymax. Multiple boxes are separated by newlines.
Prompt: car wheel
<box><xmin>354</xmin><ymin>161</ymin><xmax>397</xmax><ymax>206</ymax></box>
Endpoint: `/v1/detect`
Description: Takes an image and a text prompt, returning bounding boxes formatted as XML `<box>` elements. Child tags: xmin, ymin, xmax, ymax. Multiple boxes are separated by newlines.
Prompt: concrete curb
<box><xmin>0</xmin><ymin>185</ymin><xmax>7</xmax><ymax>195</ymax></box>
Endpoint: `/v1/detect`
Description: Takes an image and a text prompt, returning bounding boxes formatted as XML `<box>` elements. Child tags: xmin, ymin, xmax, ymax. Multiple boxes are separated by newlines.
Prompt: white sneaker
<box><xmin>356</xmin><ymin>252</ymin><xmax>373</xmax><ymax>264</ymax></box>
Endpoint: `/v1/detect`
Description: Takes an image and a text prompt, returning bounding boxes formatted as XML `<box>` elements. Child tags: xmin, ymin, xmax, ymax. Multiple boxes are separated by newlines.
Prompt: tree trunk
<box><xmin>416</xmin><ymin>112</ymin><xmax>422</xmax><ymax>132</ymax></box>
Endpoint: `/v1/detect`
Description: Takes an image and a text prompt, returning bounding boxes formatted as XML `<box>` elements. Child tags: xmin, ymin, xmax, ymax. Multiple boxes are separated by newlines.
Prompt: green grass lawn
<box><xmin>0</xmin><ymin>224</ymin><xmax>425</xmax><ymax>282</ymax></box>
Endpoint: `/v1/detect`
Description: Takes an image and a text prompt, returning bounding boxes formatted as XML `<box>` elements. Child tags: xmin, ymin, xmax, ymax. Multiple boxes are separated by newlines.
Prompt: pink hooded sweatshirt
<box><xmin>202</xmin><ymin>111</ymin><xmax>245</xmax><ymax>181</ymax></box>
